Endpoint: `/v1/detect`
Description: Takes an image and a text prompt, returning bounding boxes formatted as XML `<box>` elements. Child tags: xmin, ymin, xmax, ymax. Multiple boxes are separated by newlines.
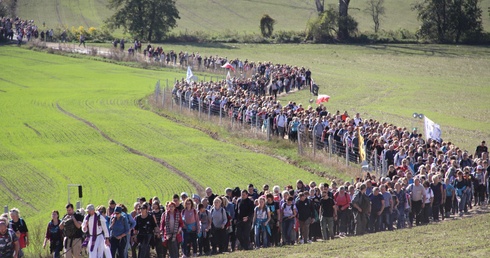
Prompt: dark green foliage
<box><xmin>307</xmin><ymin>5</ymin><xmax>358</xmax><ymax>42</ymax></box>
<box><xmin>105</xmin><ymin>0</ymin><xmax>180</xmax><ymax>42</ymax></box>
<box><xmin>260</xmin><ymin>14</ymin><xmax>276</xmax><ymax>38</ymax></box>
<box><xmin>0</xmin><ymin>0</ymin><xmax>16</xmax><ymax>17</ymax></box>
<box><xmin>413</xmin><ymin>0</ymin><xmax>484</xmax><ymax>43</ymax></box>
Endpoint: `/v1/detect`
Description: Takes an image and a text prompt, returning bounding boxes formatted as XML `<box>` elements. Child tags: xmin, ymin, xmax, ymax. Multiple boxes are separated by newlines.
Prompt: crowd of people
<box><xmin>1</xmin><ymin>148</ymin><xmax>489</xmax><ymax>257</ymax></box>
<box><xmin>0</xmin><ymin>17</ymin><xmax>59</xmax><ymax>45</ymax></box>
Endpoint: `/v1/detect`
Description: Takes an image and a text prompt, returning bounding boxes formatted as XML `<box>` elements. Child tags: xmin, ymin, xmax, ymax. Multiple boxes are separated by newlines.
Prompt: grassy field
<box><xmin>130</xmin><ymin>42</ymin><xmax>490</xmax><ymax>152</ymax></box>
<box><xmin>222</xmin><ymin>210</ymin><xmax>490</xmax><ymax>257</ymax></box>
<box><xmin>16</xmin><ymin>0</ymin><xmax>490</xmax><ymax>35</ymax></box>
<box><xmin>0</xmin><ymin>46</ymin><xmax>327</xmax><ymax>244</ymax></box>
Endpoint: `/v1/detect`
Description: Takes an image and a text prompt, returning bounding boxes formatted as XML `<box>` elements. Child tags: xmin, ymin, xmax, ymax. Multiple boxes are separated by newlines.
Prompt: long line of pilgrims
<box><xmin>3</xmin><ymin>159</ymin><xmax>488</xmax><ymax>258</ymax></box>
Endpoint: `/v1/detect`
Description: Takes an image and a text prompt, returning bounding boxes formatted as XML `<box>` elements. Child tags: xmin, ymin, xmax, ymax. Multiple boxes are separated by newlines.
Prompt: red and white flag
<box><xmin>316</xmin><ymin>94</ymin><xmax>330</xmax><ymax>105</ymax></box>
<box><xmin>221</xmin><ymin>62</ymin><xmax>235</xmax><ymax>72</ymax></box>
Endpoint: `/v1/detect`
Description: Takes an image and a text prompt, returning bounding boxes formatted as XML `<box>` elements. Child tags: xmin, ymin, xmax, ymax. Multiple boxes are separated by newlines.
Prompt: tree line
<box><xmin>6</xmin><ymin>0</ymin><xmax>482</xmax><ymax>44</ymax></box>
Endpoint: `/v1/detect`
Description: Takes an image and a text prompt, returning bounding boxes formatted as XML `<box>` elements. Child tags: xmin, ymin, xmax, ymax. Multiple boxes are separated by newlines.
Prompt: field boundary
<box><xmin>56</xmin><ymin>103</ymin><xmax>206</xmax><ymax>196</ymax></box>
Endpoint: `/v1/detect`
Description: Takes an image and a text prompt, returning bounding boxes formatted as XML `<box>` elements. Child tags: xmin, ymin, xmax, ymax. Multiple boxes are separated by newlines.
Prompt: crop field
<box><xmin>0</xmin><ymin>46</ymin><xmax>326</xmax><ymax>233</ymax></box>
<box><xmin>133</xmin><ymin>42</ymin><xmax>490</xmax><ymax>152</ymax></box>
<box><xmin>16</xmin><ymin>0</ymin><xmax>490</xmax><ymax>34</ymax></box>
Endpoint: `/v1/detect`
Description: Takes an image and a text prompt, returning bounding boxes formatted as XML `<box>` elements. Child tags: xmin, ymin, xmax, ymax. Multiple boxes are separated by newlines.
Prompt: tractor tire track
<box><xmin>0</xmin><ymin>78</ymin><xmax>29</xmax><ymax>88</ymax></box>
<box><xmin>56</xmin><ymin>103</ymin><xmax>205</xmax><ymax>196</ymax></box>
<box><xmin>55</xmin><ymin>0</ymin><xmax>63</xmax><ymax>25</ymax></box>
<box><xmin>76</xmin><ymin>0</ymin><xmax>90</xmax><ymax>28</ymax></box>
<box><xmin>23</xmin><ymin>123</ymin><xmax>41</xmax><ymax>136</ymax></box>
<box><xmin>210</xmin><ymin>0</ymin><xmax>246</xmax><ymax>20</ymax></box>
<box><xmin>0</xmin><ymin>178</ymin><xmax>38</xmax><ymax>211</ymax></box>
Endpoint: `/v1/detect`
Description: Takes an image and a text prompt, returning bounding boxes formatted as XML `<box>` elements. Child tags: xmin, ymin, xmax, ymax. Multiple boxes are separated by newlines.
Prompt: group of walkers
<box><xmin>2</xmin><ymin>146</ymin><xmax>489</xmax><ymax>257</ymax></box>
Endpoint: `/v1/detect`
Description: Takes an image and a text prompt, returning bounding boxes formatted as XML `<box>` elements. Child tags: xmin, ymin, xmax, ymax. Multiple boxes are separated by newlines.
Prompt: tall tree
<box><xmin>413</xmin><ymin>0</ymin><xmax>483</xmax><ymax>43</ymax></box>
<box><xmin>105</xmin><ymin>0</ymin><xmax>180</xmax><ymax>42</ymax></box>
<box><xmin>307</xmin><ymin>5</ymin><xmax>357</xmax><ymax>42</ymax></box>
<box><xmin>315</xmin><ymin>0</ymin><xmax>325</xmax><ymax>14</ymax></box>
<box><xmin>364</xmin><ymin>0</ymin><xmax>385</xmax><ymax>33</ymax></box>
<box><xmin>338</xmin><ymin>0</ymin><xmax>352</xmax><ymax>39</ymax></box>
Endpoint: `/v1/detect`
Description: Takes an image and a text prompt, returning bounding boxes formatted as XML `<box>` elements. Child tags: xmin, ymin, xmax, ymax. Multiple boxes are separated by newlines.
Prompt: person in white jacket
<box><xmin>82</xmin><ymin>204</ymin><xmax>111</xmax><ymax>258</ymax></box>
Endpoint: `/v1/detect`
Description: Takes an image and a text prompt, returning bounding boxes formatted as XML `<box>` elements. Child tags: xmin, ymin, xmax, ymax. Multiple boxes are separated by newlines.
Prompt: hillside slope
<box><xmin>16</xmin><ymin>0</ymin><xmax>490</xmax><ymax>34</ymax></box>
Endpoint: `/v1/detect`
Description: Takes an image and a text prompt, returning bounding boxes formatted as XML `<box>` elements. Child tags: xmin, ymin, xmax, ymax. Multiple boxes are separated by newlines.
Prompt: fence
<box><xmin>153</xmin><ymin>82</ymin><xmax>387</xmax><ymax>179</ymax></box>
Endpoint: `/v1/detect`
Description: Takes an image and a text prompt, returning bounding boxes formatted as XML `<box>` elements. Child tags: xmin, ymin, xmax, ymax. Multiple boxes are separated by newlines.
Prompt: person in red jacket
<box><xmin>334</xmin><ymin>186</ymin><xmax>351</xmax><ymax>237</ymax></box>
<box><xmin>160</xmin><ymin>202</ymin><xmax>183</xmax><ymax>258</ymax></box>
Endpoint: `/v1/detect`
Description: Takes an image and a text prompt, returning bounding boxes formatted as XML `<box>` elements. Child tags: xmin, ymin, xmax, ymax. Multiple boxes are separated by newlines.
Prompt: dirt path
<box><xmin>56</xmin><ymin>103</ymin><xmax>206</xmax><ymax>196</ymax></box>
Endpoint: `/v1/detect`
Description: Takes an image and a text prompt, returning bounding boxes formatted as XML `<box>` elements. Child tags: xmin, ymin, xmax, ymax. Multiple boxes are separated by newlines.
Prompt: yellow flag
<box><xmin>358</xmin><ymin>127</ymin><xmax>365</xmax><ymax>162</ymax></box>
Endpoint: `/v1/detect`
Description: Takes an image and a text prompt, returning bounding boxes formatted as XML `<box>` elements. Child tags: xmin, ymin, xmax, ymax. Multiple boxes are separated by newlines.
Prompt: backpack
<box><xmin>62</xmin><ymin>214</ymin><xmax>80</xmax><ymax>238</ymax></box>
<box><xmin>211</xmin><ymin>208</ymin><xmax>230</xmax><ymax>230</ymax></box>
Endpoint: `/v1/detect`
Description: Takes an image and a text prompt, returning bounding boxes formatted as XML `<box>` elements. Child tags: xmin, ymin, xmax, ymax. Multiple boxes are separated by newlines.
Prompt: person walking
<box><xmin>0</xmin><ymin>217</ymin><xmax>20</xmax><ymax>258</ymax></box>
<box><xmin>235</xmin><ymin>190</ymin><xmax>254</xmax><ymax>250</ymax></box>
<box><xmin>60</xmin><ymin>204</ymin><xmax>84</xmax><ymax>258</ymax></box>
<box><xmin>351</xmin><ymin>184</ymin><xmax>371</xmax><ymax>236</ymax></box>
<box><xmin>79</xmin><ymin>34</ymin><xmax>85</xmax><ymax>48</ymax></box>
<box><xmin>319</xmin><ymin>189</ymin><xmax>336</xmax><ymax>240</ymax></box>
<box><xmin>407</xmin><ymin>177</ymin><xmax>426</xmax><ymax>226</ymax></box>
<box><xmin>210</xmin><ymin>198</ymin><xmax>228</xmax><ymax>254</ymax></box>
<box><xmin>133</xmin><ymin>203</ymin><xmax>156</xmax><ymax>258</ymax></box>
<box><xmin>42</xmin><ymin>210</ymin><xmax>63</xmax><ymax>258</ymax></box>
<box><xmin>109</xmin><ymin>206</ymin><xmax>129</xmax><ymax>258</ymax></box>
<box><xmin>252</xmin><ymin>197</ymin><xmax>270</xmax><ymax>249</ymax></box>
<box><xmin>295</xmin><ymin>192</ymin><xmax>314</xmax><ymax>244</ymax></box>
<box><xmin>8</xmin><ymin>208</ymin><xmax>29</xmax><ymax>257</ymax></box>
<box><xmin>160</xmin><ymin>202</ymin><xmax>183</xmax><ymax>258</ymax></box>
<box><xmin>81</xmin><ymin>204</ymin><xmax>111</xmax><ymax>258</ymax></box>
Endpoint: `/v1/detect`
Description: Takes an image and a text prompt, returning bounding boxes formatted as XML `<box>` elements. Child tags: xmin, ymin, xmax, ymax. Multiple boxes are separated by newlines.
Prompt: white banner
<box><xmin>186</xmin><ymin>66</ymin><xmax>194</xmax><ymax>83</ymax></box>
<box><xmin>424</xmin><ymin>116</ymin><xmax>442</xmax><ymax>142</ymax></box>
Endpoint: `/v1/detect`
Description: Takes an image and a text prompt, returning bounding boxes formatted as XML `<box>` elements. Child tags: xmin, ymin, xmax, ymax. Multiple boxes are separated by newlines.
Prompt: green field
<box><xmin>16</xmin><ymin>0</ymin><xmax>490</xmax><ymax>34</ymax></box>
<box><xmin>0</xmin><ymin>46</ymin><xmax>326</xmax><ymax>232</ymax></box>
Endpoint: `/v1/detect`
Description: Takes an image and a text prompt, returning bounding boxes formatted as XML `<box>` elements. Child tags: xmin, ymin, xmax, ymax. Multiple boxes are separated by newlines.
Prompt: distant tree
<box><xmin>0</xmin><ymin>0</ymin><xmax>17</xmax><ymax>17</ymax></box>
<box><xmin>307</xmin><ymin>5</ymin><xmax>358</xmax><ymax>42</ymax></box>
<box><xmin>105</xmin><ymin>0</ymin><xmax>180</xmax><ymax>42</ymax></box>
<box><xmin>315</xmin><ymin>0</ymin><xmax>325</xmax><ymax>14</ymax></box>
<box><xmin>307</xmin><ymin>6</ymin><xmax>338</xmax><ymax>42</ymax></box>
<box><xmin>339</xmin><ymin>0</ymin><xmax>357</xmax><ymax>39</ymax></box>
<box><xmin>260</xmin><ymin>14</ymin><xmax>275</xmax><ymax>38</ymax></box>
<box><xmin>364</xmin><ymin>0</ymin><xmax>385</xmax><ymax>33</ymax></box>
<box><xmin>413</xmin><ymin>0</ymin><xmax>483</xmax><ymax>43</ymax></box>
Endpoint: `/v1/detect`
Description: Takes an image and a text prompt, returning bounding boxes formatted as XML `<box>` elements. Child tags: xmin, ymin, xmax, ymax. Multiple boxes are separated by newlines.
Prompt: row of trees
<box><xmin>306</xmin><ymin>0</ymin><xmax>485</xmax><ymax>43</ymax></box>
<box><xmin>70</xmin><ymin>0</ymin><xmax>486</xmax><ymax>43</ymax></box>
<box><xmin>413</xmin><ymin>0</ymin><xmax>484</xmax><ymax>43</ymax></box>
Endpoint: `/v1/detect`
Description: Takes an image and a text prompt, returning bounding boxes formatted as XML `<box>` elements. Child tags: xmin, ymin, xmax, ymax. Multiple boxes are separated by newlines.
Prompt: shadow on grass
<box><xmin>164</xmin><ymin>42</ymin><xmax>238</xmax><ymax>50</ymax></box>
<box><xmin>361</xmin><ymin>44</ymin><xmax>490</xmax><ymax>57</ymax></box>
<box><xmin>244</xmin><ymin>0</ymin><xmax>312</xmax><ymax>11</ymax></box>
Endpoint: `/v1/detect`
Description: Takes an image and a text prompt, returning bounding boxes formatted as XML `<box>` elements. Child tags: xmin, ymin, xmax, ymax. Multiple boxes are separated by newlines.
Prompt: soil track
<box><xmin>56</xmin><ymin>103</ymin><xmax>205</xmax><ymax>196</ymax></box>
<box><xmin>0</xmin><ymin>178</ymin><xmax>39</xmax><ymax>211</ymax></box>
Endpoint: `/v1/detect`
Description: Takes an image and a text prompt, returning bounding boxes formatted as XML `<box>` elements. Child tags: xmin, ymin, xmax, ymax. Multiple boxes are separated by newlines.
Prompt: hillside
<box><xmin>16</xmin><ymin>0</ymin><xmax>490</xmax><ymax>35</ymax></box>
<box><xmin>0</xmin><ymin>46</ymin><xmax>326</xmax><ymax>236</ymax></box>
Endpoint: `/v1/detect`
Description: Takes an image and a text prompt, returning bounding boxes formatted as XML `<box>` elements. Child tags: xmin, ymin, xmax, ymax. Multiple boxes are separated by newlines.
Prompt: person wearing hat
<box><xmin>0</xmin><ymin>217</ymin><xmax>20</xmax><ymax>258</ymax></box>
<box><xmin>81</xmin><ymin>204</ymin><xmax>110</xmax><ymax>258</ymax></box>
<box><xmin>109</xmin><ymin>206</ymin><xmax>129</xmax><ymax>257</ymax></box>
